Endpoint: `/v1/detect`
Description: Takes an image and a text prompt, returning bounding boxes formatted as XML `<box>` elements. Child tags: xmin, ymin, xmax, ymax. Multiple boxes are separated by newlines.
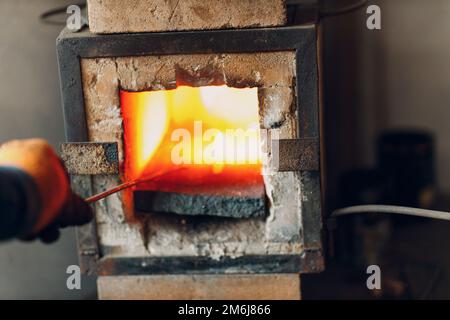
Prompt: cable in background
<box><xmin>40</xmin><ymin>1</ymin><xmax>86</xmax><ymax>26</ymax></box>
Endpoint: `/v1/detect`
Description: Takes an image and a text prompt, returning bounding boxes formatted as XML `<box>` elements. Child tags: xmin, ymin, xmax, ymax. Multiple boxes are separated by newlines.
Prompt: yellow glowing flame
<box><xmin>135</xmin><ymin>91</ymin><xmax>169</xmax><ymax>172</ymax></box>
<box><xmin>121</xmin><ymin>85</ymin><xmax>262</xmax><ymax>181</ymax></box>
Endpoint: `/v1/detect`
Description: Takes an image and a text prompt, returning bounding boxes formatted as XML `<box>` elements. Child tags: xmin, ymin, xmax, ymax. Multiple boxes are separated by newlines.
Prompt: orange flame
<box><xmin>121</xmin><ymin>85</ymin><xmax>263</xmax><ymax>196</ymax></box>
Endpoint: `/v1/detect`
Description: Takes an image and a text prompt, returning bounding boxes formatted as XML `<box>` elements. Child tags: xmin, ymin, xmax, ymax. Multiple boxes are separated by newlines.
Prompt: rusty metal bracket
<box><xmin>61</xmin><ymin>142</ymin><xmax>119</xmax><ymax>175</ymax></box>
<box><xmin>276</xmin><ymin>138</ymin><xmax>319</xmax><ymax>171</ymax></box>
<box><xmin>95</xmin><ymin>250</ymin><xmax>324</xmax><ymax>276</ymax></box>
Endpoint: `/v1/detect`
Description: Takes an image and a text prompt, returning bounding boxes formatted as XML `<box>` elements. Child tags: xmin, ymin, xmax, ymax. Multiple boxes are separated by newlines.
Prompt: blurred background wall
<box><xmin>0</xmin><ymin>0</ymin><xmax>96</xmax><ymax>299</ymax></box>
<box><xmin>323</xmin><ymin>0</ymin><xmax>450</xmax><ymax>209</ymax></box>
<box><xmin>381</xmin><ymin>0</ymin><xmax>450</xmax><ymax>192</ymax></box>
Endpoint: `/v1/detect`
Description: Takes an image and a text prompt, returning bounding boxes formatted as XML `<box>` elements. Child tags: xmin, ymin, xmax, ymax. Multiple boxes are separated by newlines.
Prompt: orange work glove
<box><xmin>0</xmin><ymin>139</ymin><xmax>93</xmax><ymax>243</ymax></box>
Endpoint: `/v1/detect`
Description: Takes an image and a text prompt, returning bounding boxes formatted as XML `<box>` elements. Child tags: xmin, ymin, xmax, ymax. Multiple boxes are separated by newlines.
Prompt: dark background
<box><xmin>304</xmin><ymin>0</ymin><xmax>450</xmax><ymax>299</ymax></box>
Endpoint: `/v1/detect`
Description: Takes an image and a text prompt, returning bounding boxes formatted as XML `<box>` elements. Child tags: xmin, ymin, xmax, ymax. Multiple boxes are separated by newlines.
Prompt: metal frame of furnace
<box><xmin>57</xmin><ymin>25</ymin><xmax>324</xmax><ymax>276</ymax></box>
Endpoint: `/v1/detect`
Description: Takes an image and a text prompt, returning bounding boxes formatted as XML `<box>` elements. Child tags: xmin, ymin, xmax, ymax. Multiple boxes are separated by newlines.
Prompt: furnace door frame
<box><xmin>57</xmin><ymin>25</ymin><xmax>323</xmax><ymax>275</ymax></box>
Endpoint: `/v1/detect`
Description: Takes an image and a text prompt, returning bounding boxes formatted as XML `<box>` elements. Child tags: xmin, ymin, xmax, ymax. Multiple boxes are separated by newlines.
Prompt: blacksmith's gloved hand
<box><xmin>0</xmin><ymin>139</ymin><xmax>93</xmax><ymax>243</ymax></box>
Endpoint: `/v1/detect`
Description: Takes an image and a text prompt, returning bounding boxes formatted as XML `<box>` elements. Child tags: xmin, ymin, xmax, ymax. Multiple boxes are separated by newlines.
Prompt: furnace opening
<box><xmin>120</xmin><ymin>85</ymin><xmax>265</xmax><ymax>201</ymax></box>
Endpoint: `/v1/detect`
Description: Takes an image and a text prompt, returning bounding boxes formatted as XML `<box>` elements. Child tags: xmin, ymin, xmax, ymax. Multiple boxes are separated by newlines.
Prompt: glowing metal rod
<box><xmin>85</xmin><ymin>168</ymin><xmax>185</xmax><ymax>204</ymax></box>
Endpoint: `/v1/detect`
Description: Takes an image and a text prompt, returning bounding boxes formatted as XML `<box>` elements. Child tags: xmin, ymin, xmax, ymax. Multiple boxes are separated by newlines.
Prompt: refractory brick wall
<box><xmin>87</xmin><ymin>0</ymin><xmax>287</xmax><ymax>34</ymax></box>
<box><xmin>97</xmin><ymin>274</ymin><xmax>301</xmax><ymax>300</ymax></box>
<box><xmin>80</xmin><ymin>52</ymin><xmax>305</xmax><ymax>258</ymax></box>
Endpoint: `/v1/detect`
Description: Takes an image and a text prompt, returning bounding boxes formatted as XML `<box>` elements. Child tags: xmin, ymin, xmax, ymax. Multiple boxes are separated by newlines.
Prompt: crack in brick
<box><xmin>168</xmin><ymin>0</ymin><xmax>181</xmax><ymax>23</ymax></box>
